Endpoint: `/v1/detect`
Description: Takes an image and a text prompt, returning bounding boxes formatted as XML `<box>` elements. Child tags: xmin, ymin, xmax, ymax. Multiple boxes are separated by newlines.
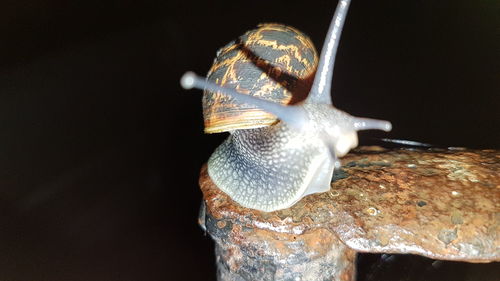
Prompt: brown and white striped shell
<box><xmin>202</xmin><ymin>23</ymin><xmax>318</xmax><ymax>133</ymax></box>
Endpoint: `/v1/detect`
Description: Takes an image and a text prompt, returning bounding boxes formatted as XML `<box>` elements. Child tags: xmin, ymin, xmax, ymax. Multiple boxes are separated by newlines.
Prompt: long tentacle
<box><xmin>181</xmin><ymin>72</ymin><xmax>310</xmax><ymax>131</ymax></box>
<box><xmin>307</xmin><ymin>0</ymin><xmax>351</xmax><ymax>105</ymax></box>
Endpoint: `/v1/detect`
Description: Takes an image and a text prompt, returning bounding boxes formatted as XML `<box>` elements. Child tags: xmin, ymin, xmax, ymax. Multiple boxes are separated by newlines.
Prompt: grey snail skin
<box><xmin>181</xmin><ymin>0</ymin><xmax>392</xmax><ymax>212</ymax></box>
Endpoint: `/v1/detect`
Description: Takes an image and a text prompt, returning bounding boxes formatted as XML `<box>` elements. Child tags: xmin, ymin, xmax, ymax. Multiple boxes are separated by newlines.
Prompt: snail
<box><xmin>181</xmin><ymin>0</ymin><xmax>392</xmax><ymax>212</ymax></box>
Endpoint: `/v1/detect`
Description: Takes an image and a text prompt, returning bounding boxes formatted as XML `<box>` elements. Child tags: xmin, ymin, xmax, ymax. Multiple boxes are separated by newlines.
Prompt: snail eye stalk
<box><xmin>181</xmin><ymin>72</ymin><xmax>310</xmax><ymax>132</ymax></box>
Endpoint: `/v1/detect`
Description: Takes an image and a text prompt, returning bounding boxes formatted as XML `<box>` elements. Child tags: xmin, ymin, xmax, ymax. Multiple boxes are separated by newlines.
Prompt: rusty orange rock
<box><xmin>199</xmin><ymin>147</ymin><xmax>500</xmax><ymax>280</ymax></box>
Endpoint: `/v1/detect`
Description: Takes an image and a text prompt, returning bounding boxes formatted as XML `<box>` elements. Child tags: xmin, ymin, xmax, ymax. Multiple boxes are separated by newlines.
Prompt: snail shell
<box><xmin>202</xmin><ymin>24</ymin><xmax>318</xmax><ymax>133</ymax></box>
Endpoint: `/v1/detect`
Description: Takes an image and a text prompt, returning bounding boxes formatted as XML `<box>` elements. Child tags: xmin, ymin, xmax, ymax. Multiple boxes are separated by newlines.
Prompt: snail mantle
<box><xmin>198</xmin><ymin>147</ymin><xmax>500</xmax><ymax>281</ymax></box>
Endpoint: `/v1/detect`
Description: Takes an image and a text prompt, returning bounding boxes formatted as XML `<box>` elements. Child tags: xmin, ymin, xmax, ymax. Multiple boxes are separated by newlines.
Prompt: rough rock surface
<box><xmin>199</xmin><ymin>147</ymin><xmax>500</xmax><ymax>280</ymax></box>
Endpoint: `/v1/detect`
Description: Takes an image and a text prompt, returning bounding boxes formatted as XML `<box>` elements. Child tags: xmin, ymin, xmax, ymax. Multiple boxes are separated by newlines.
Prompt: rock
<box><xmin>199</xmin><ymin>147</ymin><xmax>500</xmax><ymax>280</ymax></box>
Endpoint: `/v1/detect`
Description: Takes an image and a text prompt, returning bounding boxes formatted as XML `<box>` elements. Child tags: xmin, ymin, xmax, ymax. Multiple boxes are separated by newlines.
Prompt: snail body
<box><xmin>208</xmin><ymin>104</ymin><xmax>353</xmax><ymax>211</ymax></box>
<box><xmin>181</xmin><ymin>0</ymin><xmax>392</xmax><ymax>212</ymax></box>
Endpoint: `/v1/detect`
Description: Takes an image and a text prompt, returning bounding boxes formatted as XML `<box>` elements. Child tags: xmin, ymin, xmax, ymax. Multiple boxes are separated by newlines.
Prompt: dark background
<box><xmin>0</xmin><ymin>0</ymin><xmax>498</xmax><ymax>280</ymax></box>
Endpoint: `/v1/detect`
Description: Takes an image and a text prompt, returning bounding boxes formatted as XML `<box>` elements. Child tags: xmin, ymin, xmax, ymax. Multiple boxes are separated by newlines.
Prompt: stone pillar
<box><xmin>201</xmin><ymin>206</ymin><xmax>355</xmax><ymax>281</ymax></box>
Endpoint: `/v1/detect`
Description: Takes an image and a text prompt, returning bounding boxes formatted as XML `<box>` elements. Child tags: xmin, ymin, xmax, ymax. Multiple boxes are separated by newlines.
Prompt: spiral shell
<box><xmin>202</xmin><ymin>23</ymin><xmax>318</xmax><ymax>133</ymax></box>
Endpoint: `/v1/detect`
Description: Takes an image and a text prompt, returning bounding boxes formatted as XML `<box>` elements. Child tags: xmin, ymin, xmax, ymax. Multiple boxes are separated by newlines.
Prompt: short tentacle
<box><xmin>352</xmin><ymin>117</ymin><xmax>392</xmax><ymax>132</ymax></box>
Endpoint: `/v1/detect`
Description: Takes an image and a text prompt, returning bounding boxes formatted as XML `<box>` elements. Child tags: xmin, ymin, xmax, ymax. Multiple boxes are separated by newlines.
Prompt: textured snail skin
<box><xmin>208</xmin><ymin>104</ymin><xmax>360</xmax><ymax>212</ymax></box>
<box><xmin>208</xmin><ymin>125</ymin><xmax>330</xmax><ymax>212</ymax></box>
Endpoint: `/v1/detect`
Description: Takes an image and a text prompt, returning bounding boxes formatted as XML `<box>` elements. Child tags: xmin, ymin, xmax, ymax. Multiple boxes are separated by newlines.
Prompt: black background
<box><xmin>0</xmin><ymin>0</ymin><xmax>498</xmax><ymax>280</ymax></box>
